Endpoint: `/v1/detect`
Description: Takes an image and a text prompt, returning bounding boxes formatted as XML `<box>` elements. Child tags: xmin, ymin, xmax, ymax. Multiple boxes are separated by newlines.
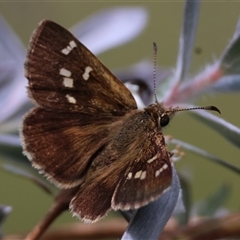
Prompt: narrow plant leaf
<box><xmin>174</xmin><ymin>0</ymin><xmax>200</xmax><ymax>84</ymax></box>
<box><xmin>71</xmin><ymin>7</ymin><xmax>148</xmax><ymax>55</ymax></box>
<box><xmin>198</xmin><ymin>184</ymin><xmax>231</xmax><ymax>217</ymax></box>
<box><xmin>210</xmin><ymin>75</ymin><xmax>240</xmax><ymax>92</ymax></box>
<box><xmin>164</xmin><ymin>0</ymin><xmax>200</xmax><ymax>104</ymax></box>
<box><xmin>0</xmin><ymin>134</ymin><xmax>20</xmax><ymax>146</ymax></box>
<box><xmin>0</xmin><ymin>16</ymin><xmax>25</xmax><ymax>62</ymax></box>
<box><xmin>177</xmin><ymin>173</ymin><xmax>192</xmax><ymax>224</ymax></box>
<box><xmin>191</xmin><ymin>110</ymin><xmax>240</xmax><ymax>149</ymax></box>
<box><xmin>220</xmin><ymin>38</ymin><xmax>240</xmax><ymax>75</ymax></box>
<box><xmin>165</xmin><ymin>16</ymin><xmax>240</xmax><ymax>104</ymax></box>
<box><xmin>0</xmin><ymin>16</ymin><xmax>29</xmax><ymax>127</ymax></box>
<box><xmin>1</xmin><ymin>164</ymin><xmax>53</xmax><ymax>195</ymax></box>
<box><xmin>0</xmin><ymin>134</ymin><xmax>55</xmax><ymax>192</ymax></box>
<box><xmin>202</xmin><ymin>17</ymin><xmax>240</xmax><ymax>94</ymax></box>
<box><xmin>121</xmin><ymin>167</ymin><xmax>180</xmax><ymax>240</ymax></box>
<box><xmin>171</xmin><ymin>138</ymin><xmax>240</xmax><ymax>175</ymax></box>
<box><xmin>220</xmin><ymin>18</ymin><xmax>240</xmax><ymax>75</ymax></box>
<box><xmin>0</xmin><ymin>134</ymin><xmax>29</xmax><ymax>164</ymax></box>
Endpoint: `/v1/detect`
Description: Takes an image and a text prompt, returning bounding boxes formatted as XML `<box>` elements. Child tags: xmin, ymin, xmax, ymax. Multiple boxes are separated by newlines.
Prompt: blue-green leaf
<box><xmin>171</xmin><ymin>138</ymin><xmax>240</xmax><ymax>175</ymax></box>
<box><xmin>191</xmin><ymin>110</ymin><xmax>240</xmax><ymax>149</ymax></box>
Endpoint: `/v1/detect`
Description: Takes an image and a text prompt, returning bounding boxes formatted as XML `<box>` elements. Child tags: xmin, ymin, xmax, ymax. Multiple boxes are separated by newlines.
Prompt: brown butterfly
<box><xmin>20</xmin><ymin>20</ymin><xmax>220</xmax><ymax>223</ymax></box>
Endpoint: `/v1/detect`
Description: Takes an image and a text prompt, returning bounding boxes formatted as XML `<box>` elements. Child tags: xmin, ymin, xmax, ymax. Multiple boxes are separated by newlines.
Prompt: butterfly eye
<box><xmin>160</xmin><ymin>114</ymin><xmax>169</xmax><ymax>127</ymax></box>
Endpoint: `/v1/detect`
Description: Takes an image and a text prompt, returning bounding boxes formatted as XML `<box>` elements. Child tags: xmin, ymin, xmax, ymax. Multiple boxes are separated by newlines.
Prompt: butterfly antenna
<box><xmin>169</xmin><ymin>105</ymin><xmax>221</xmax><ymax>114</ymax></box>
<box><xmin>153</xmin><ymin>42</ymin><xmax>158</xmax><ymax>103</ymax></box>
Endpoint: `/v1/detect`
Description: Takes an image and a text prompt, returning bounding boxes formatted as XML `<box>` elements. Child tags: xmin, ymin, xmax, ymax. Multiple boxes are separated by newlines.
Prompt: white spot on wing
<box><xmin>70</xmin><ymin>40</ymin><xmax>77</xmax><ymax>48</ymax></box>
<box><xmin>163</xmin><ymin>163</ymin><xmax>168</xmax><ymax>169</ymax></box>
<box><xmin>155</xmin><ymin>163</ymin><xmax>168</xmax><ymax>177</ymax></box>
<box><xmin>61</xmin><ymin>40</ymin><xmax>77</xmax><ymax>55</ymax></box>
<box><xmin>62</xmin><ymin>48</ymin><xmax>70</xmax><ymax>55</ymax></box>
<box><xmin>134</xmin><ymin>170</ymin><xmax>142</xmax><ymax>179</ymax></box>
<box><xmin>127</xmin><ymin>172</ymin><xmax>132</xmax><ymax>180</ymax></box>
<box><xmin>140</xmin><ymin>171</ymin><xmax>146</xmax><ymax>180</ymax></box>
<box><xmin>63</xmin><ymin>78</ymin><xmax>74</xmax><ymax>88</ymax></box>
<box><xmin>82</xmin><ymin>66</ymin><xmax>93</xmax><ymax>80</ymax></box>
<box><xmin>66</xmin><ymin>94</ymin><xmax>76</xmax><ymax>104</ymax></box>
<box><xmin>147</xmin><ymin>154</ymin><xmax>158</xmax><ymax>164</ymax></box>
<box><xmin>60</xmin><ymin>68</ymin><xmax>71</xmax><ymax>77</ymax></box>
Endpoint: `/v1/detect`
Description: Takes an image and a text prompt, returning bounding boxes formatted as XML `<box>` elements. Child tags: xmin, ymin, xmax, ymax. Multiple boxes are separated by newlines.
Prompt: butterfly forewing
<box><xmin>22</xmin><ymin>20</ymin><xmax>137</xmax><ymax>188</ymax></box>
<box><xmin>25</xmin><ymin>20</ymin><xmax>137</xmax><ymax>115</ymax></box>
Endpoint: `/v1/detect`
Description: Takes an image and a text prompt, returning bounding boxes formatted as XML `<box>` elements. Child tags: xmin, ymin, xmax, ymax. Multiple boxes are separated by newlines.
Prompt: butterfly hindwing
<box><xmin>112</xmin><ymin>131</ymin><xmax>172</xmax><ymax>210</ymax></box>
<box><xmin>25</xmin><ymin>20</ymin><xmax>137</xmax><ymax>115</ymax></box>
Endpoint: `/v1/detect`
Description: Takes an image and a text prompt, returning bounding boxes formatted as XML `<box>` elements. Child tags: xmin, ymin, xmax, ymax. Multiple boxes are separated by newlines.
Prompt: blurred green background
<box><xmin>0</xmin><ymin>1</ymin><xmax>239</xmax><ymax>235</ymax></box>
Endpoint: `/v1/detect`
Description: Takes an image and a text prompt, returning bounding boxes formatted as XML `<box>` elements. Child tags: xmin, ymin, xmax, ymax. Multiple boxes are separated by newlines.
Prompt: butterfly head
<box><xmin>146</xmin><ymin>103</ymin><xmax>220</xmax><ymax>130</ymax></box>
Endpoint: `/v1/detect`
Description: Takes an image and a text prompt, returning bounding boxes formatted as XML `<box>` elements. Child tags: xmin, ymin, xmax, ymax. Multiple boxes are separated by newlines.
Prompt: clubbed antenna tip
<box><xmin>206</xmin><ymin>106</ymin><xmax>221</xmax><ymax>114</ymax></box>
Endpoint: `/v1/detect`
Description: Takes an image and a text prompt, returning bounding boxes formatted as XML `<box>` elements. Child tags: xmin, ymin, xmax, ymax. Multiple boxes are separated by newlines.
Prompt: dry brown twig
<box><xmin>4</xmin><ymin>212</ymin><xmax>240</xmax><ymax>240</ymax></box>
